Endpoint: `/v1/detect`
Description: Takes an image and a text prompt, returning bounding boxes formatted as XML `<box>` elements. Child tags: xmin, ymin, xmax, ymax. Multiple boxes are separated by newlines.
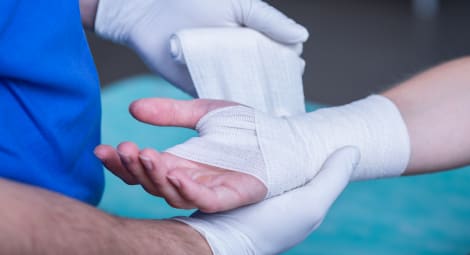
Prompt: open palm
<box><xmin>95</xmin><ymin>98</ymin><xmax>267</xmax><ymax>213</ymax></box>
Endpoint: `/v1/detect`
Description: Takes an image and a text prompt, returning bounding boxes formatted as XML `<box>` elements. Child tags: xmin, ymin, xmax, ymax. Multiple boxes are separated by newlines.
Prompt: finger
<box><xmin>117</xmin><ymin>142</ymin><xmax>160</xmax><ymax>194</ymax></box>
<box><xmin>167</xmin><ymin>171</ymin><xmax>228</xmax><ymax>213</ymax></box>
<box><xmin>129</xmin><ymin>98</ymin><xmax>237</xmax><ymax>129</ymax></box>
<box><xmin>139</xmin><ymin>149</ymin><xmax>193</xmax><ymax>209</ymax></box>
<box><xmin>242</xmin><ymin>0</ymin><xmax>309</xmax><ymax>44</ymax></box>
<box><xmin>304</xmin><ymin>146</ymin><xmax>360</xmax><ymax>212</ymax></box>
<box><xmin>94</xmin><ymin>145</ymin><xmax>138</xmax><ymax>185</ymax></box>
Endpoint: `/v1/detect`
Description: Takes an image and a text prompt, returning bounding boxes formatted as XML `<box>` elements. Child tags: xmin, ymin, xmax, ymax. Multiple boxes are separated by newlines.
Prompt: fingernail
<box><xmin>139</xmin><ymin>156</ymin><xmax>153</xmax><ymax>171</ymax></box>
<box><xmin>118</xmin><ymin>152</ymin><xmax>131</xmax><ymax>165</ymax></box>
<box><xmin>167</xmin><ymin>176</ymin><xmax>181</xmax><ymax>188</ymax></box>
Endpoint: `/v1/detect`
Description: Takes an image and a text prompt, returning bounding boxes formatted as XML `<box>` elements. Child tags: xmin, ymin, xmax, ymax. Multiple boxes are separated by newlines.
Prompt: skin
<box><xmin>0</xmin><ymin>1</ymin><xmax>212</xmax><ymax>254</ymax></box>
<box><xmin>96</xmin><ymin>99</ymin><xmax>267</xmax><ymax>213</ymax></box>
<box><xmin>0</xmin><ymin>1</ymin><xmax>310</xmax><ymax>254</ymax></box>
<box><xmin>0</xmin><ymin>178</ymin><xmax>212</xmax><ymax>255</ymax></box>
<box><xmin>79</xmin><ymin>0</ymin><xmax>268</xmax><ymax>213</ymax></box>
<box><xmin>76</xmin><ymin>0</ymin><xmax>468</xmax><ymax>250</ymax></box>
<box><xmin>384</xmin><ymin>56</ymin><xmax>470</xmax><ymax>174</ymax></box>
<box><xmin>79</xmin><ymin>0</ymin><xmax>98</xmax><ymax>30</ymax></box>
<box><xmin>95</xmin><ymin>99</ymin><xmax>268</xmax><ymax>213</ymax></box>
<box><xmin>95</xmin><ymin>56</ymin><xmax>470</xmax><ymax>213</ymax></box>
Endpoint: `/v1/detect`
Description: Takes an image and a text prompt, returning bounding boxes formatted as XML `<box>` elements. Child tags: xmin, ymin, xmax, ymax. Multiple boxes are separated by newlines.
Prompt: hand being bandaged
<box><xmin>95</xmin><ymin>95</ymin><xmax>410</xmax><ymax>212</ymax></box>
<box><xmin>94</xmin><ymin>0</ymin><xmax>409</xmax><ymax>212</ymax></box>
<box><xmin>167</xmin><ymin>95</ymin><xmax>410</xmax><ymax>198</ymax></box>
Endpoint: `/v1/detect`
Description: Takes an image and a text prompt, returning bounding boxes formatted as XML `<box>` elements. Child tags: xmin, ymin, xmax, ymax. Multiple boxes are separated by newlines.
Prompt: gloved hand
<box><xmin>94</xmin><ymin>0</ymin><xmax>309</xmax><ymax>96</ymax></box>
<box><xmin>174</xmin><ymin>146</ymin><xmax>360</xmax><ymax>255</ymax></box>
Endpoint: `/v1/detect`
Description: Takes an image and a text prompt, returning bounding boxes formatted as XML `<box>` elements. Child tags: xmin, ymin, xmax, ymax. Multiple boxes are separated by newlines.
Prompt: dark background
<box><xmin>87</xmin><ymin>0</ymin><xmax>470</xmax><ymax>105</ymax></box>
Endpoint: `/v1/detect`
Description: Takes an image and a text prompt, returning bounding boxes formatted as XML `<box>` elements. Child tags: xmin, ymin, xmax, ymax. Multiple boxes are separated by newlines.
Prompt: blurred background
<box><xmin>88</xmin><ymin>0</ymin><xmax>470</xmax><ymax>104</ymax></box>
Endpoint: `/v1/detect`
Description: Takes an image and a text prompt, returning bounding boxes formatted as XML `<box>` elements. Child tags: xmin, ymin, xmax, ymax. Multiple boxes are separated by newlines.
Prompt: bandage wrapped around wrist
<box><xmin>168</xmin><ymin>95</ymin><xmax>411</xmax><ymax>197</ymax></box>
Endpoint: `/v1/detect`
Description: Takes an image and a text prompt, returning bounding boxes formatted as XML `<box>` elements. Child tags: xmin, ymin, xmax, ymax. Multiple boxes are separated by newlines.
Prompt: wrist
<box><xmin>167</xmin><ymin>220</ymin><xmax>213</xmax><ymax>255</ymax></box>
<box><xmin>79</xmin><ymin>0</ymin><xmax>99</xmax><ymax>30</ymax></box>
<box><xmin>299</xmin><ymin>95</ymin><xmax>411</xmax><ymax>180</ymax></box>
<box><xmin>174</xmin><ymin>216</ymin><xmax>255</xmax><ymax>255</ymax></box>
<box><xmin>119</xmin><ymin>218</ymin><xmax>213</xmax><ymax>255</ymax></box>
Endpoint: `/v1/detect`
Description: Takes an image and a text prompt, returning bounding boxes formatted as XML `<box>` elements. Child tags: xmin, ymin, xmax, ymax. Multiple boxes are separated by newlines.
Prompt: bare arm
<box><xmin>0</xmin><ymin>178</ymin><xmax>211</xmax><ymax>255</ymax></box>
<box><xmin>79</xmin><ymin>0</ymin><xmax>98</xmax><ymax>30</ymax></box>
<box><xmin>383</xmin><ymin>56</ymin><xmax>470</xmax><ymax>175</ymax></box>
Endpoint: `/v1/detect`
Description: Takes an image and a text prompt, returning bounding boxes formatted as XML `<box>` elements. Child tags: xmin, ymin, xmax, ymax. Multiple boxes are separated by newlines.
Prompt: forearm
<box><xmin>0</xmin><ymin>178</ymin><xmax>211</xmax><ymax>255</ymax></box>
<box><xmin>383</xmin><ymin>56</ymin><xmax>470</xmax><ymax>175</ymax></box>
<box><xmin>79</xmin><ymin>0</ymin><xmax>99</xmax><ymax>30</ymax></box>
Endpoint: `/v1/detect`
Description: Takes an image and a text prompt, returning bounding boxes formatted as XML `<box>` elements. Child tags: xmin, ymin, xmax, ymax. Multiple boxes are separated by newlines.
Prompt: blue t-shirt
<box><xmin>0</xmin><ymin>0</ymin><xmax>103</xmax><ymax>205</ymax></box>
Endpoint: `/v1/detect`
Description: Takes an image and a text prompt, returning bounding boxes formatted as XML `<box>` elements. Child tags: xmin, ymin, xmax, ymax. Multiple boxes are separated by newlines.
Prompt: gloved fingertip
<box><xmin>347</xmin><ymin>146</ymin><xmax>361</xmax><ymax>170</ymax></box>
<box><xmin>332</xmin><ymin>146</ymin><xmax>361</xmax><ymax>175</ymax></box>
<box><xmin>246</xmin><ymin>0</ymin><xmax>309</xmax><ymax>44</ymax></box>
<box><xmin>317</xmin><ymin>146</ymin><xmax>360</xmax><ymax>177</ymax></box>
<box><xmin>291</xmin><ymin>24</ymin><xmax>310</xmax><ymax>43</ymax></box>
<box><xmin>264</xmin><ymin>23</ymin><xmax>309</xmax><ymax>45</ymax></box>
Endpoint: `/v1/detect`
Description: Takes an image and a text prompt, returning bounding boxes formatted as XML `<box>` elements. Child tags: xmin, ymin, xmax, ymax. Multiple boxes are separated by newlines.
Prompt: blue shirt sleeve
<box><xmin>0</xmin><ymin>0</ymin><xmax>104</xmax><ymax>205</ymax></box>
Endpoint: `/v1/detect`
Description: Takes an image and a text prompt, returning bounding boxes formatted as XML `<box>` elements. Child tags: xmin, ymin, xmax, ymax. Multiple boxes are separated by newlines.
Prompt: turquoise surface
<box><xmin>99</xmin><ymin>76</ymin><xmax>470</xmax><ymax>254</ymax></box>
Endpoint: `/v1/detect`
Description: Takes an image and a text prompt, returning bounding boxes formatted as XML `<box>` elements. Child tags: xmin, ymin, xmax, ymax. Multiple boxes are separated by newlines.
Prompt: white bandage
<box><xmin>168</xmin><ymin>95</ymin><xmax>411</xmax><ymax>197</ymax></box>
<box><xmin>168</xmin><ymin>106</ymin><xmax>268</xmax><ymax>188</ymax></box>
<box><xmin>170</xmin><ymin>28</ymin><xmax>306</xmax><ymax>117</ymax></box>
<box><xmin>174</xmin><ymin>147</ymin><xmax>361</xmax><ymax>255</ymax></box>
<box><xmin>175</xmin><ymin>147</ymin><xmax>360</xmax><ymax>255</ymax></box>
<box><xmin>257</xmin><ymin>95</ymin><xmax>411</xmax><ymax>184</ymax></box>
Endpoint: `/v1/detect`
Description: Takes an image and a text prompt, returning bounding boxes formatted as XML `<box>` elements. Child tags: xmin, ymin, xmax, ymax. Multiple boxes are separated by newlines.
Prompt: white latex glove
<box><xmin>174</xmin><ymin>146</ymin><xmax>360</xmax><ymax>255</ymax></box>
<box><xmin>95</xmin><ymin>0</ymin><xmax>309</xmax><ymax>96</ymax></box>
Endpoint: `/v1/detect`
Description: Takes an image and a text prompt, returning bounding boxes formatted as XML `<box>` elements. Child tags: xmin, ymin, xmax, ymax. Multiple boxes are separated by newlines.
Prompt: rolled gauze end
<box><xmin>170</xmin><ymin>28</ymin><xmax>306</xmax><ymax>117</ymax></box>
<box><xmin>170</xmin><ymin>35</ymin><xmax>185</xmax><ymax>65</ymax></box>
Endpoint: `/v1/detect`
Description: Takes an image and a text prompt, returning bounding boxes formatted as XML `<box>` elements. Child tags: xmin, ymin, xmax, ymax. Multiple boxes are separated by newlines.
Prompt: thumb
<box><xmin>129</xmin><ymin>98</ymin><xmax>238</xmax><ymax>128</ymax></box>
<box><xmin>241</xmin><ymin>0</ymin><xmax>309</xmax><ymax>44</ymax></box>
<box><xmin>302</xmin><ymin>146</ymin><xmax>360</xmax><ymax>212</ymax></box>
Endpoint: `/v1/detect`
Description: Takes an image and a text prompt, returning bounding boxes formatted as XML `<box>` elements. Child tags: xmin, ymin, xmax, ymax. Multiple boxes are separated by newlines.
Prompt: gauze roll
<box><xmin>170</xmin><ymin>28</ymin><xmax>306</xmax><ymax>117</ymax></box>
<box><xmin>168</xmin><ymin>95</ymin><xmax>411</xmax><ymax>197</ymax></box>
